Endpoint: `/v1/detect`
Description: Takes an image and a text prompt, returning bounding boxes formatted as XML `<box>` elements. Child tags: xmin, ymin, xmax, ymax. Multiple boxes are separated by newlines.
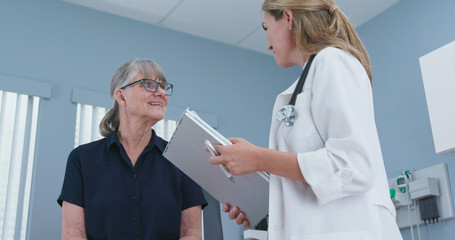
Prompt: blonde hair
<box><xmin>99</xmin><ymin>58</ymin><xmax>167</xmax><ymax>137</ymax></box>
<box><xmin>262</xmin><ymin>0</ymin><xmax>372</xmax><ymax>82</ymax></box>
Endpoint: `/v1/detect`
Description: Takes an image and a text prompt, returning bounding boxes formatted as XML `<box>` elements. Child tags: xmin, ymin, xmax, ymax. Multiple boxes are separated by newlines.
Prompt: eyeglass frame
<box><xmin>120</xmin><ymin>79</ymin><xmax>173</xmax><ymax>96</ymax></box>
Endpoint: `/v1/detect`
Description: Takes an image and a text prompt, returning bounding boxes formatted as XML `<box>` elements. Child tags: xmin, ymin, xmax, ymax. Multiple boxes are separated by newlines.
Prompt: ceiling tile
<box><xmin>160</xmin><ymin>0</ymin><xmax>264</xmax><ymax>45</ymax></box>
<box><xmin>63</xmin><ymin>0</ymin><xmax>181</xmax><ymax>24</ymax></box>
<box><xmin>337</xmin><ymin>0</ymin><xmax>402</xmax><ymax>27</ymax></box>
<box><xmin>237</xmin><ymin>27</ymin><xmax>270</xmax><ymax>55</ymax></box>
<box><xmin>62</xmin><ymin>0</ymin><xmax>403</xmax><ymax>56</ymax></box>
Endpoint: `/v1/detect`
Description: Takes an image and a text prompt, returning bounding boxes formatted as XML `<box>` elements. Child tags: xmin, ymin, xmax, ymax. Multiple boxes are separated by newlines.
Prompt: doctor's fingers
<box><xmin>235</xmin><ymin>211</ymin><xmax>247</xmax><ymax>226</ymax></box>
<box><xmin>228</xmin><ymin>206</ymin><xmax>240</xmax><ymax>219</ymax></box>
<box><xmin>208</xmin><ymin>155</ymin><xmax>225</xmax><ymax>166</ymax></box>
<box><xmin>231</xmin><ymin>208</ymin><xmax>249</xmax><ymax>228</ymax></box>
<box><xmin>222</xmin><ymin>203</ymin><xmax>231</xmax><ymax>213</ymax></box>
<box><xmin>211</xmin><ymin>143</ymin><xmax>226</xmax><ymax>154</ymax></box>
<box><xmin>242</xmin><ymin>218</ymin><xmax>250</xmax><ymax>228</ymax></box>
<box><xmin>226</xmin><ymin>206</ymin><xmax>249</xmax><ymax>227</ymax></box>
<box><xmin>203</xmin><ymin>145</ymin><xmax>209</xmax><ymax>153</ymax></box>
<box><xmin>227</xmin><ymin>137</ymin><xmax>244</xmax><ymax>144</ymax></box>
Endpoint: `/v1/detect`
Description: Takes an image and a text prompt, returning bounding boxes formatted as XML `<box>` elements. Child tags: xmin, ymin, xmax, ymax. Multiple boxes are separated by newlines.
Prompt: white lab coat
<box><xmin>267</xmin><ymin>47</ymin><xmax>402</xmax><ymax>240</ymax></box>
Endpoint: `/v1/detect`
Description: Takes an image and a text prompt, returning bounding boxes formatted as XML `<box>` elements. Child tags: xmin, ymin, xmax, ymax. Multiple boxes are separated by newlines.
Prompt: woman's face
<box><xmin>262</xmin><ymin>11</ymin><xmax>297</xmax><ymax>68</ymax></box>
<box><xmin>122</xmin><ymin>72</ymin><xmax>169</xmax><ymax>124</ymax></box>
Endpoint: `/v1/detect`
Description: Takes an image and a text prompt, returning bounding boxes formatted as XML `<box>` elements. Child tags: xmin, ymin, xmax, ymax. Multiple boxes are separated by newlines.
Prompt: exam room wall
<box><xmin>356</xmin><ymin>0</ymin><xmax>455</xmax><ymax>239</ymax></box>
<box><xmin>0</xmin><ymin>0</ymin><xmax>300</xmax><ymax>239</ymax></box>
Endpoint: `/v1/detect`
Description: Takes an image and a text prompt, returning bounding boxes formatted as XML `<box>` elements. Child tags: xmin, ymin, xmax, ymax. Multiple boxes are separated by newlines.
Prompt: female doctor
<box><xmin>208</xmin><ymin>0</ymin><xmax>403</xmax><ymax>239</ymax></box>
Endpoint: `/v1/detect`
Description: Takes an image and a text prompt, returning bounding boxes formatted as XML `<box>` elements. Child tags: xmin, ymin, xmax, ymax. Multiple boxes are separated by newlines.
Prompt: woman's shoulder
<box><xmin>70</xmin><ymin>138</ymin><xmax>107</xmax><ymax>156</ymax></box>
<box><xmin>66</xmin><ymin>138</ymin><xmax>108</xmax><ymax>166</ymax></box>
<box><xmin>314</xmin><ymin>47</ymin><xmax>363</xmax><ymax>70</ymax></box>
<box><xmin>316</xmin><ymin>47</ymin><xmax>354</xmax><ymax>61</ymax></box>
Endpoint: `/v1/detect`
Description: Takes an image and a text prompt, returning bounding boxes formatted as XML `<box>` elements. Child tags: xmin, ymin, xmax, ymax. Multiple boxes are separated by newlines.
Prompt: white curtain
<box><xmin>0</xmin><ymin>90</ymin><xmax>39</xmax><ymax>240</ymax></box>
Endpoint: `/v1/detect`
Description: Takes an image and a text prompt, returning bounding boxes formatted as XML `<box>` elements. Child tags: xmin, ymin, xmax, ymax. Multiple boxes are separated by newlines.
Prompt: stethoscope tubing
<box><xmin>276</xmin><ymin>54</ymin><xmax>316</xmax><ymax>127</ymax></box>
<box><xmin>288</xmin><ymin>54</ymin><xmax>316</xmax><ymax>106</ymax></box>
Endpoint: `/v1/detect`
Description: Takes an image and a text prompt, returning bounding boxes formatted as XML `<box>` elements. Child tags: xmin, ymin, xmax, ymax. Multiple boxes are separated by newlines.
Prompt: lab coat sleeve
<box><xmin>297</xmin><ymin>48</ymin><xmax>380</xmax><ymax>204</ymax></box>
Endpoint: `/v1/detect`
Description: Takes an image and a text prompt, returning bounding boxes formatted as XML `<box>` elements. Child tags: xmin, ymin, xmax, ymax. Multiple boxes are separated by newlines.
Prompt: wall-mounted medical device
<box><xmin>388</xmin><ymin>163</ymin><xmax>454</xmax><ymax>229</ymax></box>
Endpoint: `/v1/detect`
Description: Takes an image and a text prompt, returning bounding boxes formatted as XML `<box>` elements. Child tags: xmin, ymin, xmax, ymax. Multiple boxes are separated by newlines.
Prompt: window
<box><xmin>152</xmin><ymin>118</ymin><xmax>177</xmax><ymax>141</ymax></box>
<box><xmin>0</xmin><ymin>90</ymin><xmax>40</xmax><ymax>240</ymax></box>
<box><xmin>74</xmin><ymin>103</ymin><xmax>177</xmax><ymax>147</ymax></box>
<box><xmin>74</xmin><ymin>104</ymin><xmax>107</xmax><ymax>147</ymax></box>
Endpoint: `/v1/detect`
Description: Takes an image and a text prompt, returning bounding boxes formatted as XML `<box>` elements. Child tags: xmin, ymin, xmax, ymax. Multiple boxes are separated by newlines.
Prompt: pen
<box><xmin>205</xmin><ymin>139</ymin><xmax>235</xmax><ymax>183</ymax></box>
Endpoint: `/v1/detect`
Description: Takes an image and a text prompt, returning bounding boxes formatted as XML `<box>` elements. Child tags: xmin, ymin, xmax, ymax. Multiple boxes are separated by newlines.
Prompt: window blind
<box><xmin>0</xmin><ymin>90</ymin><xmax>39</xmax><ymax>240</ymax></box>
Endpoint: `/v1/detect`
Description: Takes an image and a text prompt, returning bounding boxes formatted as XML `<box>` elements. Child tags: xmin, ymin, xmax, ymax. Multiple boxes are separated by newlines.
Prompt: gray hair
<box><xmin>99</xmin><ymin>58</ymin><xmax>167</xmax><ymax>137</ymax></box>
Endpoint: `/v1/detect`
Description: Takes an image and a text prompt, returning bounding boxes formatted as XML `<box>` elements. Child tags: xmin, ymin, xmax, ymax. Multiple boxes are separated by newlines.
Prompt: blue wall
<box><xmin>357</xmin><ymin>0</ymin><xmax>455</xmax><ymax>239</ymax></box>
<box><xmin>2</xmin><ymin>0</ymin><xmax>455</xmax><ymax>239</ymax></box>
<box><xmin>0</xmin><ymin>0</ymin><xmax>300</xmax><ymax>239</ymax></box>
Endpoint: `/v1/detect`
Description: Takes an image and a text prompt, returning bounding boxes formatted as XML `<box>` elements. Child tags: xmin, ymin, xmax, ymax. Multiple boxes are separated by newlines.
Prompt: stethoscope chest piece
<box><xmin>276</xmin><ymin>105</ymin><xmax>295</xmax><ymax>127</ymax></box>
<box><xmin>275</xmin><ymin>54</ymin><xmax>316</xmax><ymax>128</ymax></box>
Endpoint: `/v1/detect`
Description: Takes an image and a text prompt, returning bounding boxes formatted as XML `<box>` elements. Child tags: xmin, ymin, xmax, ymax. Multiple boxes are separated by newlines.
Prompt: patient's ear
<box><xmin>114</xmin><ymin>89</ymin><xmax>126</xmax><ymax>107</ymax></box>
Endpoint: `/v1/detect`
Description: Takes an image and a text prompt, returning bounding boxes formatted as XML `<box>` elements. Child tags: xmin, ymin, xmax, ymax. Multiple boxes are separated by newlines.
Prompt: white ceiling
<box><xmin>62</xmin><ymin>0</ymin><xmax>402</xmax><ymax>55</ymax></box>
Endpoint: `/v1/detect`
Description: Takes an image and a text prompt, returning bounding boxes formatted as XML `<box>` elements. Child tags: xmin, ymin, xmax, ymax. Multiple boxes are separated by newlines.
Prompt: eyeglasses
<box><xmin>121</xmin><ymin>79</ymin><xmax>173</xmax><ymax>96</ymax></box>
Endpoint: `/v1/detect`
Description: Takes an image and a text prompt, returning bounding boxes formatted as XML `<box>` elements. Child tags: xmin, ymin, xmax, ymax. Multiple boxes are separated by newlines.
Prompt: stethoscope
<box><xmin>275</xmin><ymin>54</ymin><xmax>316</xmax><ymax>127</ymax></box>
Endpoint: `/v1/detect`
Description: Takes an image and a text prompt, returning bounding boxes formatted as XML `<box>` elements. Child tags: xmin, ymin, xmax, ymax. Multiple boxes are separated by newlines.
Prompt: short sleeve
<box><xmin>180</xmin><ymin>172</ymin><xmax>207</xmax><ymax>210</ymax></box>
<box><xmin>57</xmin><ymin>149</ymin><xmax>85</xmax><ymax>207</ymax></box>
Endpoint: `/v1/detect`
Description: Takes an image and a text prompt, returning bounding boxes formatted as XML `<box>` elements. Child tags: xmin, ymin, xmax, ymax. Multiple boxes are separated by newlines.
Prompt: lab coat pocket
<box><xmin>283</xmin><ymin>91</ymin><xmax>323</xmax><ymax>152</ymax></box>
<box><xmin>290</xmin><ymin>230</ymin><xmax>370</xmax><ymax>240</ymax></box>
<box><xmin>284</xmin><ymin>91</ymin><xmax>315</xmax><ymax>137</ymax></box>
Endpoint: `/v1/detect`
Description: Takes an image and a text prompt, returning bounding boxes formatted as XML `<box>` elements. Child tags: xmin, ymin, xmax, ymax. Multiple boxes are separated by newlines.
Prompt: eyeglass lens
<box><xmin>144</xmin><ymin>80</ymin><xmax>173</xmax><ymax>96</ymax></box>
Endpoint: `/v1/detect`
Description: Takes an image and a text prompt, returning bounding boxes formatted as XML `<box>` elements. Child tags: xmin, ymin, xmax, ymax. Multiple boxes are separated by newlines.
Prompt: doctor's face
<box><xmin>262</xmin><ymin>11</ymin><xmax>297</xmax><ymax>68</ymax></box>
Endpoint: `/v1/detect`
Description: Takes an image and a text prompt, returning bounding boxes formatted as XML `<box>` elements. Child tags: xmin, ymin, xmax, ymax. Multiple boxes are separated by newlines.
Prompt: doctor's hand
<box><xmin>207</xmin><ymin>138</ymin><xmax>261</xmax><ymax>175</ymax></box>
<box><xmin>222</xmin><ymin>203</ymin><xmax>250</xmax><ymax>228</ymax></box>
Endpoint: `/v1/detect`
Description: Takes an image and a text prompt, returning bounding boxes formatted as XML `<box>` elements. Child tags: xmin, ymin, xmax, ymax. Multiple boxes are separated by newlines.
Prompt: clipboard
<box><xmin>163</xmin><ymin>109</ymin><xmax>269</xmax><ymax>227</ymax></box>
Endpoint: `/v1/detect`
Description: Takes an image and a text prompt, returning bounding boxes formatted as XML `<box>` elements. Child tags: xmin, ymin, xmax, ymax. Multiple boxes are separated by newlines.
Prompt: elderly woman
<box><xmin>58</xmin><ymin>58</ymin><xmax>207</xmax><ymax>240</ymax></box>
